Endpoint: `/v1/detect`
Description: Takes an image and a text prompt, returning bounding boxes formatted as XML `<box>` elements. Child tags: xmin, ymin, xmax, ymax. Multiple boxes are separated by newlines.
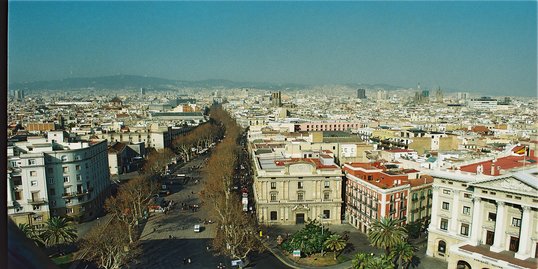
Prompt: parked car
<box><xmin>194</xmin><ymin>224</ymin><xmax>201</xmax><ymax>233</ymax></box>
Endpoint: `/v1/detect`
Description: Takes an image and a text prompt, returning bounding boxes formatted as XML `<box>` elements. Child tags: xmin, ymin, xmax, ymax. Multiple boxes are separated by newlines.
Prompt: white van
<box><xmin>194</xmin><ymin>224</ymin><xmax>201</xmax><ymax>233</ymax></box>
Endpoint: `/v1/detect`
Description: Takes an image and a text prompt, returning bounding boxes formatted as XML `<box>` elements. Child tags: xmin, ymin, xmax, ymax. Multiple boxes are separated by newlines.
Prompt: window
<box><xmin>463</xmin><ymin>206</ymin><xmax>471</xmax><ymax>215</ymax></box>
<box><xmin>324</xmin><ymin>192</ymin><xmax>330</xmax><ymax>200</ymax></box>
<box><xmin>270</xmin><ymin>211</ymin><xmax>277</xmax><ymax>220</ymax></box>
<box><xmin>323</xmin><ymin>210</ymin><xmax>330</xmax><ymax>219</ymax></box>
<box><xmin>76</xmin><ymin>174</ymin><xmax>82</xmax><ymax>181</ymax></box>
<box><xmin>49</xmin><ymin>188</ymin><xmax>56</xmax><ymax>196</ymax></box>
<box><xmin>47</xmin><ymin>167</ymin><xmax>53</xmax><ymax>174</ymax></box>
<box><xmin>50</xmin><ymin>200</ymin><xmax>56</xmax><ymax>206</ymax></box>
<box><xmin>488</xmin><ymin>212</ymin><xmax>497</xmax><ymax>222</ymax></box>
<box><xmin>512</xmin><ymin>218</ymin><xmax>522</xmax><ymax>227</ymax></box>
<box><xmin>412</xmin><ymin>193</ymin><xmax>418</xmax><ymax>200</ymax></box>
<box><xmin>270</xmin><ymin>182</ymin><xmax>276</xmax><ymax>189</ymax></box>
<box><xmin>33</xmin><ymin>205</ymin><xmax>41</xmax><ymax>211</ymax></box>
<box><xmin>463</xmin><ymin>193</ymin><xmax>472</xmax><ymax>199</ymax></box>
<box><xmin>63</xmin><ymin>176</ymin><xmax>70</xmax><ymax>183</ymax></box>
<box><xmin>324</xmin><ymin>181</ymin><xmax>330</xmax><ymax>188</ymax></box>
<box><xmin>461</xmin><ymin>223</ymin><xmax>470</xmax><ymax>236</ymax></box>
<box><xmin>30</xmin><ymin>180</ymin><xmax>38</xmax><ymax>186</ymax></box>
<box><xmin>15</xmin><ymin>191</ymin><xmax>22</xmax><ymax>200</ymax></box>
<box><xmin>30</xmin><ymin>171</ymin><xmax>37</xmax><ymax>177</ymax></box>
<box><xmin>66</xmin><ymin>208</ymin><xmax>73</xmax><ymax>214</ymax></box>
<box><xmin>61</xmin><ymin>155</ymin><xmax>67</xmax><ymax>162</ymax></box>
<box><xmin>13</xmin><ymin>177</ymin><xmax>22</xmax><ymax>185</ymax></box>
<box><xmin>28</xmin><ymin>159</ymin><xmax>36</xmax><ymax>165</ymax></box>
<box><xmin>443</xmin><ymin>189</ymin><xmax>451</xmax><ymax>195</ymax></box>
<box><xmin>75</xmin><ymin>165</ymin><xmax>81</xmax><ymax>171</ymax></box>
<box><xmin>298</xmin><ymin>182</ymin><xmax>303</xmax><ymax>189</ymax></box>
<box><xmin>442</xmin><ymin>202</ymin><xmax>450</xmax><ymax>210</ymax></box>
<box><xmin>298</xmin><ymin>192</ymin><xmax>304</xmax><ymax>201</ymax></box>
<box><xmin>75</xmin><ymin>155</ymin><xmax>81</xmax><ymax>161</ymax></box>
<box><xmin>440</xmin><ymin>219</ymin><xmax>448</xmax><ymax>230</ymax></box>
<box><xmin>47</xmin><ymin>178</ymin><xmax>54</xmax><ymax>184</ymax></box>
<box><xmin>63</xmin><ymin>167</ymin><xmax>69</xmax><ymax>173</ymax></box>
<box><xmin>270</xmin><ymin>193</ymin><xmax>277</xmax><ymax>202</ymax></box>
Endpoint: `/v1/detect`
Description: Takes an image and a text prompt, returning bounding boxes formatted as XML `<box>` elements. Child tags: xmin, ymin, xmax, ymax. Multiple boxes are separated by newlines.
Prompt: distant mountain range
<box><xmin>8</xmin><ymin>74</ymin><xmax>448</xmax><ymax>92</ymax></box>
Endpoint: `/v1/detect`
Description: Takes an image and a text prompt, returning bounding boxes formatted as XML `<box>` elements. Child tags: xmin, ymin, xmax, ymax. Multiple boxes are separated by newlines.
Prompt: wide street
<box><xmin>133</xmin><ymin>152</ymin><xmax>289</xmax><ymax>269</ymax></box>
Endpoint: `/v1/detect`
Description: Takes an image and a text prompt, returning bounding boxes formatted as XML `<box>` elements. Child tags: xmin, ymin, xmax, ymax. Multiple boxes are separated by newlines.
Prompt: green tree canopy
<box><xmin>281</xmin><ymin>219</ymin><xmax>332</xmax><ymax>256</ymax></box>
<box><xmin>41</xmin><ymin>217</ymin><xmax>78</xmax><ymax>247</ymax></box>
<box><xmin>367</xmin><ymin>217</ymin><xmax>407</xmax><ymax>255</ymax></box>
<box><xmin>323</xmin><ymin>234</ymin><xmax>347</xmax><ymax>260</ymax></box>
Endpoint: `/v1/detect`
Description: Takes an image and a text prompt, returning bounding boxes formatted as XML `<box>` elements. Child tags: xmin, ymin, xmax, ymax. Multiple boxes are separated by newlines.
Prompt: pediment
<box><xmin>473</xmin><ymin>176</ymin><xmax>538</xmax><ymax>196</ymax></box>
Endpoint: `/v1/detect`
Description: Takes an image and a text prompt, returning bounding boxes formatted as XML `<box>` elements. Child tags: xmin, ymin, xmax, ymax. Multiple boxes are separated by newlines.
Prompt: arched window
<box><xmin>457</xmin><ymin>260</ymin><xmax>471</xmax><ymax>269</ymax></box>
<box><xmin>438</xmin><ymin>240</ymin><xmax>446</xmax><ymax>256</ymax></box>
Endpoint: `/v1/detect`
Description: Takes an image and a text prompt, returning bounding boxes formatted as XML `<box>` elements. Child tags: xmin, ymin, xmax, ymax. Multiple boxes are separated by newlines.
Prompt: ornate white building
<box><xmin>426</xmin><ymin>168</ymin><xmax>538</xmax><ymax>269</ymax></box>
<box><xmin>252</xmin><ymin>149</ymin><xmax>343</xmax><ymax>225</ymax></box>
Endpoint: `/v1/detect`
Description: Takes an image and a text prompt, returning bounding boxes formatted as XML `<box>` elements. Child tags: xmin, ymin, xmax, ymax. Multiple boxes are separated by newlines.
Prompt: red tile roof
<box><xmin>459</xmin><ymin>151</ymin><xmax>537</xmax><ymax>176</ymax></box>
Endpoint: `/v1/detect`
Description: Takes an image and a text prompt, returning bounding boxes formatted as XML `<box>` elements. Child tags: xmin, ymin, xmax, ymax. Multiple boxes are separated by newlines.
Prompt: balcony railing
<box><xmin>63</xmin><ymin>191</ymin><xmax>89</xmax><ymax>198</ymax></box>
<box><xmin>27</xmin><ymin>198</ymin><xmax>47</xmax><ymax>204</ymax></box>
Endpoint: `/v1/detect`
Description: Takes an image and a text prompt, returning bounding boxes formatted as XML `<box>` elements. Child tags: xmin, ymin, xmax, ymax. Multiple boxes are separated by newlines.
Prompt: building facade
<box><xmin>7</xmin><ymin>131</ymin><xmax>111</xmax><ymax>226</ymax></box>
<box><xmin>426</xmin><ymin>168</ymin><xmax>538</xmax><ymax>269</ymax></box>
<box><xmin>252</xmin><ymin>150</ymin><xmax>343</xmax><ymax>225</ymax></box>
<box><xmin>343</xmin><ymin>162</ymin><xmax>426</xmax><ymax>233</ymax></box>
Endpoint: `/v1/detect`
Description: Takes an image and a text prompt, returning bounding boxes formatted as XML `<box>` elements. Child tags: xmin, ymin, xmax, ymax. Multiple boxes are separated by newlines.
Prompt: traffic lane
<box><xmin>132</xmin><ymin>238</ymin><xmax>289</xmax><ymax>269</ymax></box>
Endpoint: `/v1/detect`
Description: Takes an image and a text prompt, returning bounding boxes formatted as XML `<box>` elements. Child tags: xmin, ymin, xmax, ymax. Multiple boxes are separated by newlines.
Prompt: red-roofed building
<box><xmin>459</xmin><ymin>150</ymin><xmax>537</xmax><ymax>176</ymax></box>
<box><xmin>343</xmin><ymin>162</ymin><xmax>432</xmax><ymax>233</ymax></box>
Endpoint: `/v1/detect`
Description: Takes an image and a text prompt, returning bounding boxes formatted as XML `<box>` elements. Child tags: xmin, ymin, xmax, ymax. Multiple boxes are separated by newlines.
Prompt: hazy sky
<box><xmin>8</xmin><ymin>1</ymin><xmax>537</xmax><ymax>96</ymax></box>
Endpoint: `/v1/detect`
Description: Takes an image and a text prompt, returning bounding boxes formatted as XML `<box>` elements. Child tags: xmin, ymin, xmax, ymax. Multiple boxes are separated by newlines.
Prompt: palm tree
<box><xmin>367</xmin><ymin>217</ymin><xmax>407</xmax><ymax>255</ymax></box>
<box><xmin>323</xmin><ymin>234</ymin><xmax>347</xmax><ymax>260</ymax></box>
<box><xmin>352</xmin><ymin>252</ymin><xmax>370</xmax><ymax>269</ymax></box>
<box><xmin>391</xmin><ymin>241</ymin><xmax>415</xmax><ymax>268</ymax></box>
<box><xmin>41</xmin><ymin>217</ymin><xmax>78</xmax><ymax>247</ymax></box>
<box><xmin>367</xmin><ymin>255</ymin><xmax>394</xmax><ymax>269</ymax></box>
<box><xmin>18</xmin><ymin>223</ymin><xmax>45</xmax><ymax>246</ymax></box>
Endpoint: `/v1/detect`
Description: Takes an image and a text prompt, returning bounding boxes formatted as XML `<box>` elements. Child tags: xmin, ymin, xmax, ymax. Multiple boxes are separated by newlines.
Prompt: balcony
<box><xmin>62</xmin><ymin>191</ymin><xmax>89</xmax><ymax>198</ymax></box>
<box><xmin>27</xmin><ymin>198</ymin><xmax>47</xmax><ymax>205</ymax></box>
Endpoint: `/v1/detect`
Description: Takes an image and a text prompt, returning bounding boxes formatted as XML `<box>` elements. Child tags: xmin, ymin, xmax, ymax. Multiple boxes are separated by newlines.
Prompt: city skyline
<box><xmin>8</xmin><ymin>1</ymin><xmax>537</xmax><ymax>96</ymax></box>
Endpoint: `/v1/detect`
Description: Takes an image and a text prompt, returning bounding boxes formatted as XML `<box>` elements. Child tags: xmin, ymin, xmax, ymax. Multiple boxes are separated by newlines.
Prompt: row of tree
<box><xmin>172</xmin><ymin>121</ymin><xmax>223</xmax><ymax>163</ymax></box>
<box><xmin>200</xmin><ymin>105</ymin><xmax>263</xmax><ymax>265</ymax></box>
<box><xmin>77</xmin><ymin>149</ymin><xmax>168</xmax><ymax>269</ymax></box>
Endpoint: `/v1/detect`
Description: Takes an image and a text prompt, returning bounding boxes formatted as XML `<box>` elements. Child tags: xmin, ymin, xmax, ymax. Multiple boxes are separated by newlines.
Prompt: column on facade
<box><xmin>470</xmin><ymin>196</ymin><xmax>483</xmax><ymax>246</ymax></box>
<box><xmin>491</xmin><ymin>201</ymin><xmax>506</xmax><ymax>252</ymax></box>
<box><xmin>428</xmin><ymin>186</ymin><xmax>440</xmax><ymax>230</ymax></box>
<box><xmin>515</xmin><ymin>206</ymin><xmax>533</xmax><ymax>259</ymax></box>
<box><xmin>450</xmin><ymin>190</ymin><xmax>460</xmax><ymax>234</ymax></box>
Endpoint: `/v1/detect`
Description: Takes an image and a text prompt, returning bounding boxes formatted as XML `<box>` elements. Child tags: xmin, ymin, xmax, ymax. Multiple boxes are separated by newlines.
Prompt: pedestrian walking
<box><xmin>183</xmin><ymin>258</ymin><xmax>187</xmax><ymax>264</ymax></box>
<box><xmin>187</xmin><ymin>258</ymin><xmax>191</xmax><ymax>264</ymax></box>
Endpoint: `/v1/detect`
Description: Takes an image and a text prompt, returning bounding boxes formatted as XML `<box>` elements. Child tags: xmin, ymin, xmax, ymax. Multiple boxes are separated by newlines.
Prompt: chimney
<box><xmin>490</xmin><ymin>161</ymin><xmax>495</xmax><ymax>175</ymax></box>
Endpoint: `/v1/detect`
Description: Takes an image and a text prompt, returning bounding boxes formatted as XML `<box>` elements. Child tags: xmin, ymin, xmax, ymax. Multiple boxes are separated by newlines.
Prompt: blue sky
<box><xmin>8</xmin><ymin>1</ymin><xmax>537</xmax><ymax>96</ymax></box>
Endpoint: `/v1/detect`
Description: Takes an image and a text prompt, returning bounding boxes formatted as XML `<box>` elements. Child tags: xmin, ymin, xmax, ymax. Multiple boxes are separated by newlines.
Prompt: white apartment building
<box><xmin>426</xmin><ymin>168</ymin><xmax>538</xmax><ymax>269</ymax></box>
<box><xmin>468</xmin><ymin>97</ymin><xmax>498</xmax><ymax>110</ymax></box>
<box><xmin>7</xmin><ymin>131</ymin><xmax>111</xmax><ymax>226</ymax></box>
<box><xmin>252</xmin><ymin>149</ymin><xmax>343</xmax><ymax>225</ymax></box>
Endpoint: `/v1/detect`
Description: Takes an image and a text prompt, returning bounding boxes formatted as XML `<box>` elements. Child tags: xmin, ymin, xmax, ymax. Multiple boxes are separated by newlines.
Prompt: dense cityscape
<box><xmin>6</xmin><ymin>1</ymin><xmax>537</xmax><ymax>269</ymax></box>
<box><xmin>6</xmin><ymin>83</ymin><xmax>538</xmax><ymax>269</ymax></box>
